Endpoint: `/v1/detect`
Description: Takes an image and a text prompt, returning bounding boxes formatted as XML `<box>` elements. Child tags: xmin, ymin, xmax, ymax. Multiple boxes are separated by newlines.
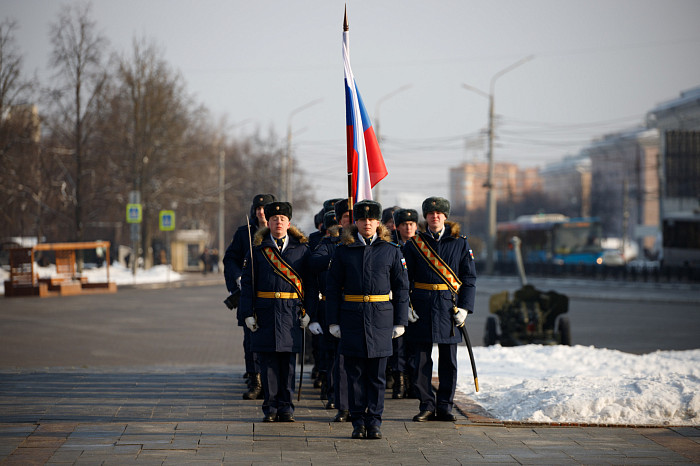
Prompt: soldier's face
<box><xmin>340</xmin><ymin>211</ymin><xmax>351</xmax><ymax>228</ymax></box>
<box><xmin>268</xmin><ymin>215</ymin><xmax>290</xmax><ymax>239</ymax></box>
<box><xmin>426</xmin><ymin>211</ymin><xmax>446</xmax><ymax>232</ymax></box>
<box><xmin>384</xmin><ymin>218</ymin><xmax>395</xmax><ymax>231</ymax></box>
<box><xmin>398</xmin><ymin>221</ymin><xmax>417</xmax><ymax>241</ymax></box>
<box><xmin>255</xmin><ymin>206</ymin><xmax>266</xmax><ymax>222</ymax></box>
<box><xmin>356</xmin><ymin>218</ymin><xmax>379</xmax><ymax>238</ymax></box>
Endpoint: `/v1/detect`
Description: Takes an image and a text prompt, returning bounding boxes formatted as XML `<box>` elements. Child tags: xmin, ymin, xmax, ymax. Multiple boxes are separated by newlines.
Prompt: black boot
<box><xmin>243</xmin><ymin>373</ymin><xmax>262</xmax><ymax>400</ymax></box>
<box><xmin>318</xmin><ymin>372</ymin><xmax>328</xmax><ymax>400</ymax></box>
<box><xmin>385</xmin><ymin>367</ymin><xmax>394</xmax><ymax>390</ymax></box>
<box><xmin>392</xmin><ymin>371</ymin><xmax>405</xmax><ymax>399</ymax></box>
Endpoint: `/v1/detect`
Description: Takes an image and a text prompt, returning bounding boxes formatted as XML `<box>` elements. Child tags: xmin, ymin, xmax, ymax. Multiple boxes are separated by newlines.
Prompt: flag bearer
<box><xmin>238</xmin><ymin>201</ymin><xmax>315</xmax><ymax>422</ymax></box>
<box><xmin>326</xmin><ymin>200</ymin><xmax>410</xmax><ymax>439</ymax></box>
<box><xmin>402</xmin><ymin>197</ymin><xmax>476</xmax><ymax>422</ymax></box>
<box><xmin>309</xmin><ymin>206</ymin><xmax>351</xmax><ymax>422</ymax></box>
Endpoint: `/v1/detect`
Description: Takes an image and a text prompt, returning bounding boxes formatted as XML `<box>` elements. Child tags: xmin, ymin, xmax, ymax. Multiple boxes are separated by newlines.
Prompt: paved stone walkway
<box><xmin>1</xmin><ymin>367</ymin><xmax>698</xmax><ymax>465</ymax></box>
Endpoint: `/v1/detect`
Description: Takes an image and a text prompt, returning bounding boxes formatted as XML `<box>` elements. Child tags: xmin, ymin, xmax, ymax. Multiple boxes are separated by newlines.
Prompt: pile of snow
<box><xmin>0</xmin><ymin>262</ymin><xmax>182</xmax><ymax>294</ymax></box>
<box><xmin>454</xmin><ymin>344</ymin><xmax>700</xmax><ymax>426</ymax></box>
<box><xmin>84</xmin><ymin>262</ymin><xmax>183</xmax><ymax>285</ymax></box>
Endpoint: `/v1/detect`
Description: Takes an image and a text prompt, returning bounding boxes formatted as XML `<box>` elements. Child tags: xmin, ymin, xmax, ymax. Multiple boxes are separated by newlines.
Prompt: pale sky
<box><xmin>6</xmin><ymin>0</ymin><xmax>700</xmax><ymax>222</ymax></box>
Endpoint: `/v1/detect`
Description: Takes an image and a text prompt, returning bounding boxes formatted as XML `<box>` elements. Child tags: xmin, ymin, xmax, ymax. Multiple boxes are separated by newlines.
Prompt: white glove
<box><xmin>408</xmin><ymin>307</ymin><xmax>419</xmax><ymax>323</ymax></box>
<box><xmin>245</xmin><ymin>316</ymin><xmax>258</xmax><ymax>332</ymax></box>
<box><xmin>454</xmin><ymin>307</ymin><xmax>468</xmax><ymax>327</ymax></box>
<box><xmin>392</xmin><ymin>325</ymin><xmax>405</xmax><ymax>339</ymax></box>
<box><xmin>329</xmin><ymin>324</ymin><xmax>341</xmax><ymax>339</ymax></box>
<box><xmin>308</xmin><ymin>322</ymin><xmax>323</xmax><ymax>335</ymax></box>
<box><xmin>300</xmin><ymin>313</ymin><xmax>310</xmax><ymax>328</ymax></box>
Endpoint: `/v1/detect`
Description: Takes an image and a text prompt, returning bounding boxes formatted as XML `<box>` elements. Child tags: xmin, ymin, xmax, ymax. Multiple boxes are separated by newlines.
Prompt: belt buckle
<box><xmin>432</xmin><ymin>284</ymin><xmax>439</xmax><ymax>290</ymax></box>
<box><xmin>274</xmin><ymin>292</ymin><xmax>281</xmax><ymax>298</ymax></box>
<box><xmin>363</xmin><ymin>295</ymin><xmax>370</xmax><ymax>302</ymax></box>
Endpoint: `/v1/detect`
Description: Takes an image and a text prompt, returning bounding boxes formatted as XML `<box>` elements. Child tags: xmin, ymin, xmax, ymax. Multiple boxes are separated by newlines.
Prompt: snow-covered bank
<box><xmin>0</xmin><ymin>262</ymin><xmax>183</xmax><ymax>294</ymax></box>
<box><xmin>454</xmin><ymin>344</ymin><xmax>699</xmax><ymax>426</ymax></box>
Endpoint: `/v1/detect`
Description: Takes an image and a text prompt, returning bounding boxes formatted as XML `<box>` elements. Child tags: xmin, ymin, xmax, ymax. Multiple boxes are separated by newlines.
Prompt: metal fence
<box><xmin>487</xmin><ymin>261</ymin><xmax>700</xmax><ymax>284</ymax></box>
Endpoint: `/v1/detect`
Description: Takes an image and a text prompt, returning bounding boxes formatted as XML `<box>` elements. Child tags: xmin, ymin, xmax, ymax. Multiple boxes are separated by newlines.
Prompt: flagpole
<box><xmin>344</xmin><ymin>6</ymin><xmax>354</xmax><ymax>222</ymax></box>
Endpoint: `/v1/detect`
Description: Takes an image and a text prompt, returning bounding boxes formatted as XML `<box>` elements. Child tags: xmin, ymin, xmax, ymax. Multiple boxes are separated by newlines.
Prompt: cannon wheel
<box><xmin>484</xmin><ymin>316</ymin><xmax>499</xmax><ymax>346</ymax></box>
<box><xmin>557</xmin><ymin>316</ymin><xmax>572</xmax><ymax>346</ymax></box>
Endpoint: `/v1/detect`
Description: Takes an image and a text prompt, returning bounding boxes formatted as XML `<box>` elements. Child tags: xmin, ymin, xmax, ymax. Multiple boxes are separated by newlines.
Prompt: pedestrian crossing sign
<box><xmin>126</xmin><ymin>203</ymin><xmax>142</xmax><ymax>224</ymax></box>
<box><xmin>159</xmin><ymin>210</ymin><xmax>175</xmax><ymax>231</ymax></box>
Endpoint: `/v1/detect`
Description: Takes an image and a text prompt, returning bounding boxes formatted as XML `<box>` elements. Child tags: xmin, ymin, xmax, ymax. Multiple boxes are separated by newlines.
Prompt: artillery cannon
<box><xmin>484</xmin><ymin>236</ymin><xmax>571</xmax><ymax>346</ymax></box>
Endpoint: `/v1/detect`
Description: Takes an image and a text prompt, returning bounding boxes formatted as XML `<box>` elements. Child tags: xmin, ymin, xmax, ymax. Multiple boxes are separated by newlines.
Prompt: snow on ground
<box><xmin>2</xmin><ymin>263</ymin><xmax>698</xmax><ymax>426</ymax></box>
<box><xmin>0</xmin><ymin>262</ymin><xmax>182</xmax><ymax>294</ymax></box>
<box><xmin>453</xmin><ymin>344</ymin><xmax>700</xmax><ymax>426</ymax></box>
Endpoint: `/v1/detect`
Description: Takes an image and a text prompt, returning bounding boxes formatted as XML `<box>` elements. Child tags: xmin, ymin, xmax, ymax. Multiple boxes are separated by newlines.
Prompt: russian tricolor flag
<box><xmin>343</xmin><ymin>24</ymin><xmax>387</xmax><ymax>203</ymax></box>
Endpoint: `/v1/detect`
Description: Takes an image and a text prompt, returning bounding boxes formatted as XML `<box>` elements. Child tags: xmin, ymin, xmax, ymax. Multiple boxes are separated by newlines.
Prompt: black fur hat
<box><xmin>334</xmin><ymin>198</ymin><xmax>350</xmax><ymax>219</ymax></box>
<box><xmin>422</xmin><ymin>196</ymin><xmax>450</xmax><ymax>218</ymax></box>
<box><xmin>314</xmin><ymin>209</ymin><xmax>324</xmax><ymax>228</ymax></box>
<box><xmin>382</xmin><ymin>206</ymin><xmax>398</xmax><ymax>224</ymax></box>
<box><xmin>323</xmin><ymin>211</ymin><xmax>338</xmax><ymax>229</ymax></box>
<box><xmin>323</xmin><ymin>198</ymin><xmax>344</xmax><ymax>213</ymax></box>
<box><xmin>264</xmin><ymin>201</ymin><xmax>293</xmax><ymax>220</ymax></box>
<box><xmin>393</xmin><ymin>208</ymin><xmax>419</xmax><ymax>226</ymax></box>
<box><xmin>353</xmin><ymin>200</ymin><xmax>382</xmax><ymax>220</ymax></box>
<box><xmin>252</xmin><ymin>193</ymin><xmax>276</xmax><ymax>209</ymax></box>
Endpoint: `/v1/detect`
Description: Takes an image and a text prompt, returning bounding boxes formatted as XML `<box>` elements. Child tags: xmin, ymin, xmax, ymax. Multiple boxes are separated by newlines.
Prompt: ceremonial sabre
<box><xmin>297</xmin><ymin>312</ymin><xmax>305</xmax><ymax>401</ymax></box>
<box><xmin>459</xmin><ymin>324</ymin><xmax>479</xmax><ymax>392</ymax></box>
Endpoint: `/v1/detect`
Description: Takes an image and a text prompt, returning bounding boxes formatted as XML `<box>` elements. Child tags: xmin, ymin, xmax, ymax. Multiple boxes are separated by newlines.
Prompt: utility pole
<box><xmin>218</xmin><ymin>149</ymin><xmax>225</xmax><ymax>272</ymax></box>
<box><xmin>462</xmin><ymin>55</ymin><xmax>533</xmax><ymax>274</ymax></box>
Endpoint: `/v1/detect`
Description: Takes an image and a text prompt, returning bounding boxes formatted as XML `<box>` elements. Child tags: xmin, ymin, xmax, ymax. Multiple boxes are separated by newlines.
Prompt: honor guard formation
<box><xmin>224</xmin><ymin>194</ymin><xmax>477</xmax><ymax>439</ymax></box>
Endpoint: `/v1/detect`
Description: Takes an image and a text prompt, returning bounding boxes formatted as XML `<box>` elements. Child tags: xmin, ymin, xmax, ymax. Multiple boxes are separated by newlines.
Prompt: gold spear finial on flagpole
<box><xmin>344</xmin><ymin>5</ymin><xmax>349</xmax><ymax>31</ymax></box>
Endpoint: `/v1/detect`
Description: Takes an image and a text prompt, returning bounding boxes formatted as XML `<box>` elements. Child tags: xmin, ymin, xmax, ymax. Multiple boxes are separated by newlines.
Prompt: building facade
<box><xmin>581</xmin><ymin>128</ymin><xmax>660</xmax><ymax>250</ymax></box>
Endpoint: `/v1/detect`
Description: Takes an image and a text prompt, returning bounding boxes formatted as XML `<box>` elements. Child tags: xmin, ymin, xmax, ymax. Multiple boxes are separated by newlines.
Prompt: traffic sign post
<box><xmin>127</xmin><ymin>192</ymin><xmax>141</xmax><ymax>277</ymax></box>
<box><xmin>159</xmin><ymin>210</ymin><xmax>176</xmax><ymax>282</ymax></box>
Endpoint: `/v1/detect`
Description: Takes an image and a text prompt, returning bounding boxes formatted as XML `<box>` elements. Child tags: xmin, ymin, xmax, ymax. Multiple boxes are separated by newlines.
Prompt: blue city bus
<box><xmin>496</xmin><ymin>214</ymin><xmax>605</xmax><ymax>265</ymax></box>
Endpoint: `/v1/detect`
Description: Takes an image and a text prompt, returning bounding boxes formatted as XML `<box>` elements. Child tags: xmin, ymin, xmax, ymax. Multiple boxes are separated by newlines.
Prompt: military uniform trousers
<box><xmin>389</xmin><ymin>335</ymin><xmax>406</xmax><ymax>372</ymax></box>
<box><xmin>258</xmin><ymin>351</ymin><xmax>296</xmax><ymax>417</ymax></box>
<box><xmin>413</xmin><ymin>342</ymin><xmax>457</xmax><ymax>414</ymax></box>
<box><xmin>243</xmin><ymin>326</ymin><xmax>260</xmax><ymax>374</ymax></box>
<box><xmin>329</xmin><ymin>340</ymin><xmax>349</xmax><ymax>411</ymax></box>
<box><xmin>345</xmin><ymin>355</ymin><xmax>388</xmax><ymax>428</ymax></box>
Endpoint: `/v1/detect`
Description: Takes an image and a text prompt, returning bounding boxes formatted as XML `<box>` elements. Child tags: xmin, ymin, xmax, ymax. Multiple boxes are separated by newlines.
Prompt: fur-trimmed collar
<box><xmin>253</xmin><ymin>225</ymin><xmax>308</xmax><ymax>246</ymax></box>
<box><xmin>417</xmin><ymin>220</ymin><xmax>462</xmax><ymax>238</ymax></box>
<box><xmin>340</xmin><ymin>223</ymin><xmax>392</xmax><ymax>246</ymax></box>
<box><xmin>326</xmin><ymin>225</ymin><xmax>342</xmax><ymax>238</ymax></box>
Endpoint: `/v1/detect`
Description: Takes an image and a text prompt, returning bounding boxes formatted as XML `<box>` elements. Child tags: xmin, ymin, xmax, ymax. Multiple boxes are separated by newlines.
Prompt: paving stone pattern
<box><xmin>1</xmin><ymin>369</ymin><xmax>698</xmax><ymax>465</ymax></box>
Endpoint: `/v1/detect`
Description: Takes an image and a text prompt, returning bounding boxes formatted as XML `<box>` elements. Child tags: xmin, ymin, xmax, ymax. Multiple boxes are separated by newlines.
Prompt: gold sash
<box><xmin>262</xmin><ymin>246</ymin><xmax>304</xmax><ymax>300</ymax></box>
<box><xmin>410</xmin><ymin>234</ymin><xmax>461</xmax><ymax>294</ymax></box>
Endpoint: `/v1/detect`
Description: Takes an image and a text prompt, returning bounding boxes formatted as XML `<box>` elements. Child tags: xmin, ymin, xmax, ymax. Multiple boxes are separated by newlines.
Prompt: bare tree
<box><xmin>0</xmin><ymin>18</ymin><xmax>43</xmax><ymax>240</ymax></box>
<box><xmin>45</xmin><ymin>2</ymin><xmax>109</xmax><ymax>243</ymax></box>
<box><xmin>108</xmin><ymin>36</ymin><xmax>213</xmax><ymax>267</ymax></box>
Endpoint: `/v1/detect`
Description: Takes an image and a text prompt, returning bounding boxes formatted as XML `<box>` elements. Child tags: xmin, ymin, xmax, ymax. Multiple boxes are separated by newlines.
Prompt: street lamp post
<box><xmin>462</xmin><ymin>55</ymin><xmax>533</xmax><ymax>275</ymax></box>
<box><xmin>285</xmin><ymin>98</ymin><xmax>323</xmax><ymax>202</ymax></box>
<box><xmin>374</xmin><ymin>84</ymin><xmax>412</xmax><ymax>203</ymax></box>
